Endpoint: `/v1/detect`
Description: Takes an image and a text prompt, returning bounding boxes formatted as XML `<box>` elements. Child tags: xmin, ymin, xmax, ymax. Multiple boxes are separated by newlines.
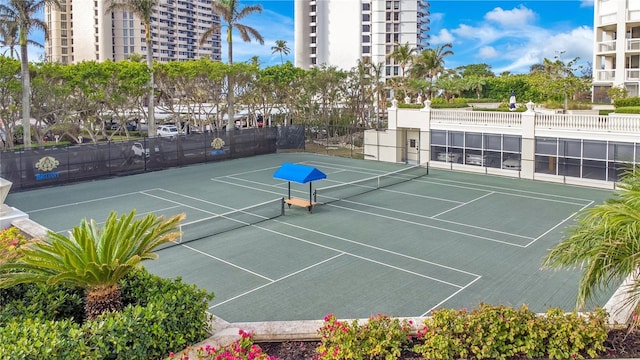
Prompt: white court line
<box><xmin>214</xmin><ymin>176</ymin><xmax>534</xmax><ymax>244</ymax></box>
<box><xmin>422</xmin><ymin>276</ymin><xmax>484</xmax><ymax>316</ymax></box>
<box><xmin>182</xmin><ymin>244</ymin><xmax>274</xmax><ymax>282</ymax></box>
<box><xmin>524</xmin><ymin>200</ymin><xmax>595</xmax><ymax>248</ymax></box>
<box><xmin>55</xmin><ymin>205</ymin><xmax>182</xmax><ymax>234</ymax></box>
<box><xmin>327</xmin><ymin>202</ymin><xmax>527</xmax><ymax>248</ymax></box>
<box><xmin>432</xmin><ymin>192</ymin><xmax>495</xmax><ymax>218</ymax></box>
<box><xmin>337</xmin><ymin>198</ymin><xmax>533</xmax><ymax>241</ymax></box>
<box><xmin>141</xmin><ymin>191</ymin><xmax>221</xmax><ymax>216</ymax></box>
<box><xmin>210</xmin><ymin>253</ymin><xmax>346</xmax><ymax>309</ymax></box>
<box><xmin>272</xmin><ymin>219</ymin><xmax>481</xmax><ymax>278</ymax></box>
<box><xmin>27</xmin><ymin>188</ymin><xmax>164</xmax><ymax>213</ymax></box>
<box><xmin>414</xmin><ymin>177</ymin><xmax>596</xmax><ymax>205</ymax></box>
<box><xmin>211</xmin><ymin>165</ymin><xmax>282</xmax><ymax>180</ymax></box>
<box><xmin>306</xmin><ymin>159</ymin><xmax>595</xmax><ymax>205</ymax></box>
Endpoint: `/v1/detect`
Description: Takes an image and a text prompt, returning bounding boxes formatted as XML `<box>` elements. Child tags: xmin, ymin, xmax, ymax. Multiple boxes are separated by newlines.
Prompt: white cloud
<box><xmin>477</xmin><ymin>46</ymin><xmax>499</xmax><ymax>59</ymax></box>
<box><xmin>430</xmin><ymin>29</ymin><xmax>455</xmax><ymax>44</ymax></box>
<box><xmin>484</xmin><ymin>5</ymin><xmax>537</xmax><ymax>27</ymax></box>
<box><xmin>436</xmin><ymin>5</ymin><xmax>593</xmax><ymax>74</ymax></box>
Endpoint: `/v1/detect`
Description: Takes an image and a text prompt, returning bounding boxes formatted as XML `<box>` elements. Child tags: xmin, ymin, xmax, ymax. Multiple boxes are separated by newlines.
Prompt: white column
<box><xmin>520</xmin><ymin>102</ymin><xmax>536</xmax><ymax>180</ymax></box>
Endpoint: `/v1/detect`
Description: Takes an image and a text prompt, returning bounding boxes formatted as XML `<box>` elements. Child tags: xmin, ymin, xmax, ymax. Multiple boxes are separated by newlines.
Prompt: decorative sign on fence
<box><xmin>34</xmin><ymin>156</ymin><xmax>60</xmax><ymax>180</ymax></box>
<box><xmin>210</xmin><ymin>137</ymin><xmax>227</xmax><ymax>155</ymax></box>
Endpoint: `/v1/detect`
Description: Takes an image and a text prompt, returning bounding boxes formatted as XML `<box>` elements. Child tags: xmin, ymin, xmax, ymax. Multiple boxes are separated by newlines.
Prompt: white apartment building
<box><xmin>593</xmin><ymin>0</ymin><xmax>640</xmax><ymax>101</ymax></box>
<box><xmin>294</xmin><ymin>0</ymin><xmax>430</xmax><ymax>77</ymax></box>
<box><xmin>45</xmin><ymin>0</ymin><xmax>221</xmax><ymax>64</ymax></box>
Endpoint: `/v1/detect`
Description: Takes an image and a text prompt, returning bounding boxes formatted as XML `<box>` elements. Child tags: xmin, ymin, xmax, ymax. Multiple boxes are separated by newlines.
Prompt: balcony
<box><xmin>596</xmin><ymin>70</ymin><xmax>616</xmax><ymax>82</ymax></box>
<box><xmin>627</xmin><ymin>38</ymin><xmax>640</xmax><ymax>51</ymax></box>
<box><xmin>597</xmin><ymin>40</ymin><xmax>616</xmax><ymax>52</ymax></box>
<box><xmin>627</xmin><ymin>68</ymin><xmax>640</xmax><ymax>81</ymax></box>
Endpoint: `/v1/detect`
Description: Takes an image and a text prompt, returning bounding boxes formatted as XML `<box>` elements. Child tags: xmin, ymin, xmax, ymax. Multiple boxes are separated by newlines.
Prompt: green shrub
<box><xmin>613</xmin><ymin>106</ymin><xmax>640</xmax><ymax>114</ymax></box>
<box><xmin>413</xmin><ymin>304</ymin><xmax>608</xmax><ymax>360</ymax></box>
<box><xmin>171</xmin><ymin>329</ymin><xmax>276</xmax><ymax>359</ymax></box>
<box><xmin>316</xmin><ymin>313</ymin><xmax>412</xmax><ymax>360</ymax></box>
<box><xmin>0</xmin><ymin>268</ymin><xmax>214</xmax><ymax>359</ymax></box>
<box><xmin>599</xmin><ymin>110</ymin><xmax>615</xmax><ymax>116</ymax></box>
<box><xmin>614</xmin><ymin>97</ymin><xmax>640</xmax><ymax>108</ymax></box>
<box><xmin>0</xmin><ymin>317</ymin><xmax>95</xmax><ymax>359</ymax></box>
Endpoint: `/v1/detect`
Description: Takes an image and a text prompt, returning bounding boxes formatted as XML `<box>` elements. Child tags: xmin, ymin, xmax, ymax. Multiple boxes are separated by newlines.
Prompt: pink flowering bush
<box><xmin>169</xmin><ymin>329</ymin><xmax>279</xmax><ymax>360</ymax></box>
<box><xmin>316</xmin><ymin>313</ymin><xmax>412</xmax><ymax>360</ymax></box>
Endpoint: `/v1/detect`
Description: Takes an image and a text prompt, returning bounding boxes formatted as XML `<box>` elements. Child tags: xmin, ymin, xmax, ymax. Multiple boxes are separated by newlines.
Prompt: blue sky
<box><xmin>25</xmin><ymin>0</ymin><xmax>595</xmax><ymax>75</ymax></box>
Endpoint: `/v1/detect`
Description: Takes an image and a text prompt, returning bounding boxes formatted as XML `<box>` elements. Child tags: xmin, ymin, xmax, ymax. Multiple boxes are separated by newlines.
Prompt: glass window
<box><xmin>465</xmin><ymin>133</ymin><xmax>482</xmax><ymax>149</ymax></box>
<box><xmin>362</xmin><ymin>24</ymin><xmax>370</xmax><ymax>32</ymax></box>
<box><xmin>362</xmin><ymin>14</ymin><xmax>370</xmax><ymax>21</ymax></box>
<box><xmin>362</xmin><ymin>3</ymin><xmax>370</xmax><ymax>11</ymax></box>
<box><xmin>431</xmin><ymin>130</ymin><xmax>446</xmax><ymax>145</ymax></box>
<box><xmin>558</xmin><ymin>157</ymin><xmax>581</xmax><ymax>177</ymax></box>
<box><xmin>503</xmin><ymin>135</ymin><xmax>521</xmax><ymax>152</ymax></box>
<box><xmin>583</xmin><ymin>140</ymin><xmax>607</xmax><ymax>159</ymax></box>
<box><xmin>362</xmin><ymin>46</ymin><xmax>370</xmax><ymax>53</ymax></box>
<box><xmin>559</xmin><ymin>139</ymin><xmax>581</xmax><ymax>157</ymax></box>
<box><xmin>583</xmin><ymin>160</ymin><xmax>607</xmax><ymax>180</ymax></box>
<box><xmin>484</xmin><ymin>134</ymin><xmax>501</xmax><ymax>150</ymax></box>
<box><xmin>362</xmin><ymin>35</ymin><xmax>370</xmax><ymax>43</ymax></box>
<box><xmin>536</xmin><ymin>137</ymin><xmax>557</xmax><ymax>156</ymax></box>
<box><xmin>449</xmin><ymin>132</ymin><xmax>464</xmax><ymax>147</ymax></box>
<box><xmin>609</xmin><ymin>143</ymin><xmax>634</xmax><ymax>162</ymax></box>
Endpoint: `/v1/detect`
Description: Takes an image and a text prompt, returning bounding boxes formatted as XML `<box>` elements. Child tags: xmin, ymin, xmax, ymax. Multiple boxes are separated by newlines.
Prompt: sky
<box><xmin>22</xmin><ymin>0</ymin><xmax>596</xmax><ymax>75</ymax></box>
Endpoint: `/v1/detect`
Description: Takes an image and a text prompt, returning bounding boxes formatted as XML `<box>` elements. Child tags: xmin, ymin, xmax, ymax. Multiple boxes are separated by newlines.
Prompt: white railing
<box><xmin>598</xmin><ymin>40</ymin><xmax>616</xmax><ymax>52</ymax></box>
<box><xmin>627</xmin><ymin>68</ymin><xmax>640</xmax><ymax>81</ymax></box>
<box><xmin>596</xmin><ymin>70</ymin><xmax>616</xmax><ymax>81</ymax></box>
<box><xmin>536</xmin><ymin>113</ymin><xmax>611</xmax><ymax>131</ymax></box>
<box><xmin>431</xmin><ymin>109</ymin><xmax>521</xmax><ymax>127</ymax></box>
<box><xmin>627</xmin><ymin>38</ymin><xmax>640</xmax><ymax>51</ymax></box>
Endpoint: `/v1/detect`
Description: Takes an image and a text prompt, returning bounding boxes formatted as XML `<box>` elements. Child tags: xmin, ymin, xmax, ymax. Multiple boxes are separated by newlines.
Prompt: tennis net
<box><xmin>161</xmin><ymin>197</ymin><xmax>284</xmax><ymax>249</ymax></box>
<box><xmin>314</xmin><ymin>164</ymin><xmax>428</xmax><ymax>204</ymax></box>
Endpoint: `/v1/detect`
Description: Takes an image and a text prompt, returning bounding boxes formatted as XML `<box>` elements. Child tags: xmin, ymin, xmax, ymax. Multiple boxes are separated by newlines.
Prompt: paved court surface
<box><xmin>6</xmin><ymin>153</ymin><xmax>617</xmax><ymax>322</ymax></box>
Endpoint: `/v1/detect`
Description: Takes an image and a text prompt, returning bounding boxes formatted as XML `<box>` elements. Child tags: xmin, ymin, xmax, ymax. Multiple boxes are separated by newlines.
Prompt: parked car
<box><xmin>131</xmin><ymin>142</ymin><xmax>159</xmax><ymax>158</ymax></box>
<box><xmin>465</xmin><ymin>153</ymin><xmax>485</xmax><ymax>166</ymax></box>
<box><xmin>436</xmin><ymin>152</ymin><xmax>462</xmax><ymax>163</ymax></box>
<box><xmin>156</xmin><ymin>125</ymin><xmax>180</xmax><ymax>139</ymax></box>
<box><xmin>502</xmin><ymin>158</ymin><xmax>521</xmax><ymax>170</ymax></box>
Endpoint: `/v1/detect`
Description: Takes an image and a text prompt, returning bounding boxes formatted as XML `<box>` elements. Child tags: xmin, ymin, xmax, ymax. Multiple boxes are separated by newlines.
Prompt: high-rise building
<box><xmin>294</xmin><ymin>0</ymin><xmax>430</xmax><ymax>77</ymax></box>
<box><xmin>592</xmin><ymin>0</ymin><xmax>640</xmax><ymax>101</ymax></box>
<box><xmin>45</xmin><ymin>0</ymin><xmax>221</xmax><ymax>64</ymax></box>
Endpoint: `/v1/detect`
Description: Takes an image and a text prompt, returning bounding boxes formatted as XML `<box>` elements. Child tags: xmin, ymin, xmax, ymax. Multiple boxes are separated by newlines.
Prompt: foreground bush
<box><xmin>0</xmin><ymin>268</ymin><xmax>214</xmax><ymax>359</ymax></box>
<box><xmin>413</xmin><ymin>304</ymin><xmax>608</xmax><ymax>360</ymax></box>
<box><xmin>316</xmin><ymin>313</ymin><xmax>412</xmax><ymax>360</ymax></box>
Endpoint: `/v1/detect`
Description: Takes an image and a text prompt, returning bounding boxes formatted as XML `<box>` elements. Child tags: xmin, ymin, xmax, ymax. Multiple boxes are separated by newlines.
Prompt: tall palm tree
<box><xmin>387</xmin><ymin>42</ymin><xmax>416</xmax><ymax>77</ymax></box>
<box><xmin>271</xmin><ymin>39</ymin><xmax>290</xmax><ymax>64</ymax></box>
<box><xmin>106</xmin><ymin>0</ymin><xmax>159</xmax><ymax>138</ymax></box>
<box><xmin>409</xmin><ymin>43</ymin><xmax>454</xmax><ymax>99</ymax></box>
<box><xmin>0</xmin><ymin>0</ymin><xmax>60</xmax><ymax>149</ymax></box>
<box><xmin>200</xmin><ymin>0</ymin><xmax>264</xmax><ymax>132</ymax></box>
<box><xmin>542</xmin><ymin>166</ymin><xmax>640</xmax><ymax>311</ymax></box>
<box><xmin>0</xmin><ymin>19</ymin><xmax>21</xmax><ymax>59</ymax></box>
<box><xmin>0</xmin><ymin>210</ymin><xmax>184</xmax><ymax>319</ymax></box>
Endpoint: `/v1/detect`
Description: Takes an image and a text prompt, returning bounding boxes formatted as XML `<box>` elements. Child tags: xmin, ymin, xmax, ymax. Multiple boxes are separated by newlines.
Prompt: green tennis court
<box><xmin>6</xmin><ymin>152</ymin><xmax>616</xmax><ymax>322</ymax></box>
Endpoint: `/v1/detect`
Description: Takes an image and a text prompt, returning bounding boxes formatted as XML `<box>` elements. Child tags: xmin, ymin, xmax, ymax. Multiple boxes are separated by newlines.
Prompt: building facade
<box><xmin>294</xmin><ymin>0</ymin><xmax>429</xmax><ymax>77</ymax></box>
<box><xmin>592</xmin><ymin>0</ymin><xmax>640</xmax><ymax>102</ymax></box>
<box><xmin>45</xmin><ymin>0</ymin><xmax>221</xmax><ymax>64</ymax></box>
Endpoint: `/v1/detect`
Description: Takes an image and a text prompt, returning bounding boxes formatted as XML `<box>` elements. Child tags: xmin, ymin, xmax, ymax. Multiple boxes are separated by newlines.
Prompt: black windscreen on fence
<box><xmin>1</xmin><ymin>126</ymin><xmax>302</xmax><ymax>191</ymax></box>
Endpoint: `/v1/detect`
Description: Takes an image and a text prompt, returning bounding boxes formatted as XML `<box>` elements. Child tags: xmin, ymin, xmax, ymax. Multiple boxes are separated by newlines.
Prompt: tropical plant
<box><xmin>0</xmin><ymin>0</ymin><xmax>61</xmax><ymax>149</ymax></box>
<box><xmin>200</xmin><ymin>0</ymin><xmax>264</xmax><ymax>132</ymax></box>
<box><xmin>542</xmin><ymin>166</ymin><xmax>640</xmax><ymax>311</ymax></box>
<box><xmin>271</xmin><ymin>39</ymin><xmax>290</xmax><ymax>65</ymax></box>
<box><xmin>0</xmin><ymin>19</ymin><xmax>20</xmax><ymax>59</ymax></box>
<box><xmin>387</xmin><ymin>42</ymin><xmax>416</xmax><ymax>78</ymax></box>
<box><xmin>0</xmin><ymin>210</ymin><xmax>184</xmax><ymax>319</ymax></box>
<box><xmin>410</xmin><ymin>43</ymin><xmax>454</xmax><ymax>99</ymax></box>
<box><xmin>106</xmin><ymin>0</ymin><xmax>159</xmax><ymax>138</ymax></box>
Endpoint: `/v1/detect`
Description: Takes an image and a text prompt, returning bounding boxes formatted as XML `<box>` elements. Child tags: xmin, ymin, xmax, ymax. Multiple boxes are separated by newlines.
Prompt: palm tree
<box><xmin>409</xmin><ymin>43</ymin><xmax>454</xmax><ymax>99</ymax></box>
<box><xmin>542</xmin><ymin>166</ymin><xmax>640</xmax><ymax>311</ymax></box>
<box><xmin>200</xmin><ymin>0</ymin><xmax>264</xmax><ymax>132</ymax></box>
<box><xmin>271</xmin><ymin>39</ymin><xmax>290</xmax><ymax>64</ymax></box>
<box><xmin>106</xmin><ymin>0</ymin><xmax>159</xmax><ymax>138</ymax></box>
<box><xmin>0</xmin><ymin>19</ymin><xmax>21</xmax><ymax>59</ymax></box>
<box><xmin>0</xmin><ymin>210</ymin><xmax>184</xmax><ymax>319</ymax></box>
<box><xmin>0</xmin><ymin>0</ymin><xmax>60</xmax><ymax>149</ymax></box>
<box><xmin>387</xmin><ymin>42</ymin><xmax>416</xmax><ymax>77</ymax></box>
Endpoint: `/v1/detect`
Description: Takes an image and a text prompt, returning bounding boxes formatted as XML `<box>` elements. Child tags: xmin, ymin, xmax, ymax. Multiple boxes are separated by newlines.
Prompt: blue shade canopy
<box><xmin>273</xmin><ymin>163</ymin><xmax>327</xmax><ymax>184</ymax></box>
